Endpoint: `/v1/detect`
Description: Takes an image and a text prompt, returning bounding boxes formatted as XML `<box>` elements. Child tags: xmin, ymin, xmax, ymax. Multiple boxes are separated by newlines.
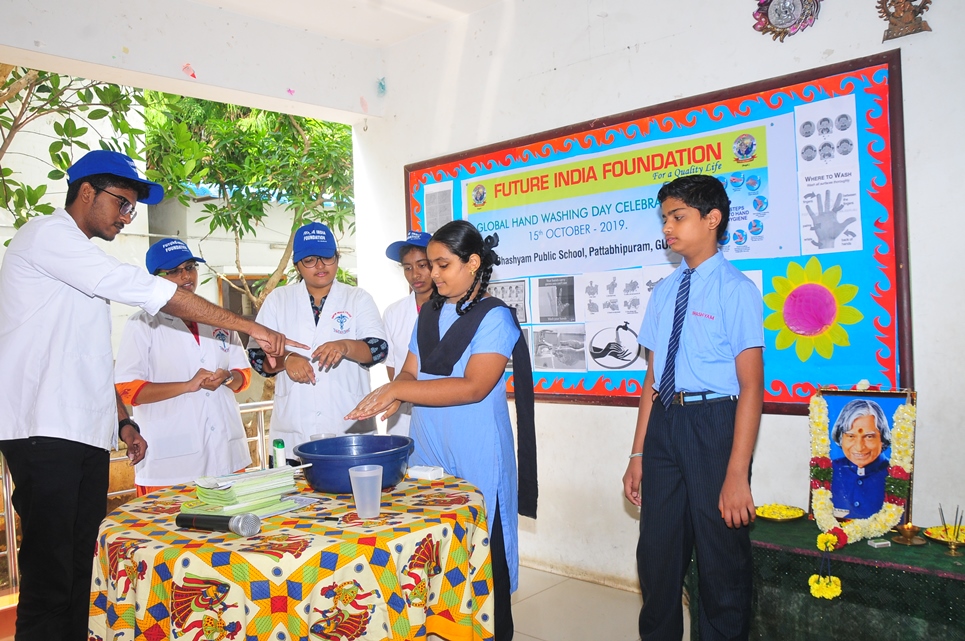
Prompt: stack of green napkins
<box><xmin>180</xmin><ymin>466</ymin><xmax>304</xmax><ymax>517</ymax></box>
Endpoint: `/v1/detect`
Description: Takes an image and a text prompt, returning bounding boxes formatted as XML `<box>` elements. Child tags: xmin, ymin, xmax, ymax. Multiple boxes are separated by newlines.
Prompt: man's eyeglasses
<box><xmin>95</xmin><ymin>187</ymin><xmax>137</xmax><ymax>221</ymax></box>
<box><xmin>301</xmin><ymin>254</ymin><xmax>338</xmax><ymax>267</ymax></box>
<box><xmin>156</xmin><ymin>262</ymin><xmax>198</xmax><ymax>278</ymax></box>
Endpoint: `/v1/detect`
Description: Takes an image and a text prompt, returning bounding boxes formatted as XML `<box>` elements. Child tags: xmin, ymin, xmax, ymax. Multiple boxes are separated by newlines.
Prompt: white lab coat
<box><xmin>254</xmin><ymin>279</ymin><xmax>387</xmax><ymax>457</ymax></box>
<box><xmin>381</xmin><ymin>293</ymin><xmax>419</xmax><ymax>436</ymax></box>
<box><xmin>0</xmin><ymin>209</ymin><xmax>176</xmax><ymax>450</ymax></box>
<box><xmin>115</xmin><ymin>313</ymin><xmax>252</xmax><ymax>486</ymax></box>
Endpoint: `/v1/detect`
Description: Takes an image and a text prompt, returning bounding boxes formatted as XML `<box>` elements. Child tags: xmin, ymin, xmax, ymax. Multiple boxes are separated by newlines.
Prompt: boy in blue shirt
<box><xmin>622</xmin><ymin>175</ymin><xmax>764</xmax><ymax>641</ymax></box>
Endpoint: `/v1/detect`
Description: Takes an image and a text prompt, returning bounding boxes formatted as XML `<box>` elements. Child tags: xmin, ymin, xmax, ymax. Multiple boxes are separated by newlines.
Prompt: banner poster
<box><xmin>404</xmin><ymin>52</ymin><xmax>910</xmax><ymax>413</ymax></box>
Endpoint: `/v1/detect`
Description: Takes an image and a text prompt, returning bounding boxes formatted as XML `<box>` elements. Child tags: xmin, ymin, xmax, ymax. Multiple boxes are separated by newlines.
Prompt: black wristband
<box><xmin>119</xmin><ymin>418</ymin><xmax>140</xmax><ymax>434</ymax></box>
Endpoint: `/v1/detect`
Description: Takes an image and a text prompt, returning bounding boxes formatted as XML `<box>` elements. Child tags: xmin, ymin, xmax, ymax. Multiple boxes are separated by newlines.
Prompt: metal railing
<box><xmin>0</xmin><ymin>400</ymin><xmax>275</xmax><ymax>594</ymax></box>
<box><xmin>239</xmin><ymin>400</ymin><xmax>274</xmax><ymax>471</ymax></box>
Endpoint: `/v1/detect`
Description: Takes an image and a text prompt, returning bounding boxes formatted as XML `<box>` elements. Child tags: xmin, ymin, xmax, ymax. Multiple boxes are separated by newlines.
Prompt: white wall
<box><xmin>354</xmin><ymin>1</ymin><xmax>965</xmax><ymax>589</ymax></box>
<box><xmin>0</xmin><ymin>0</ymin><xmax>382</xmax><ymax>124</ymax></box>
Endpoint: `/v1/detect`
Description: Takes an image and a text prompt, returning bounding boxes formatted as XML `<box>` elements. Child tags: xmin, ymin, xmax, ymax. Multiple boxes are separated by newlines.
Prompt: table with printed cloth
<box><xmin>88</xmin><ymin>476</ymin><xmax>494</xmax><ymax>641</ymax></box>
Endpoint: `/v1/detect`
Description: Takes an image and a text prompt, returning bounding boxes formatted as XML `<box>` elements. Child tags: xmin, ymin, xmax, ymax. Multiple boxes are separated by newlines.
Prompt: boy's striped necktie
<box><xmin>659</xmin><ymin>268</ymin><xmax>695</xmax><ymax>409</ymax></box>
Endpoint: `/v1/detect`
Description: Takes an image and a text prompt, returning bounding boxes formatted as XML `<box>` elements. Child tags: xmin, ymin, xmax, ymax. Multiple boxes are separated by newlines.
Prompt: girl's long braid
<box><xmin>456</xmin><ymin>264</ymin><xmax>491</xmax><ymax>315</ymax></box>
<box><xmin>453</xmin><ymin>271</ymin><xmax>480</xmax><ymax>315</ymax></box>
<box><xmin>456</xmin><ymin>233</ymin><xmax>500</xmax><ymax>315</ymax></box>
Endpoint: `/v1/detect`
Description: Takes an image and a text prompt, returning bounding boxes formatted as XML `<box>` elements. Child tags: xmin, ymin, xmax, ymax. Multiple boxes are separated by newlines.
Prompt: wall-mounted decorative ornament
<box><xmin>878</xmin><ymin>0</ymin><xmax>932</xmax><ymax>42</ymax></box>
<box><xmin>753</xmin><ymin>0</ymin><xmax>822</xmax><ymax>42</ymax></box>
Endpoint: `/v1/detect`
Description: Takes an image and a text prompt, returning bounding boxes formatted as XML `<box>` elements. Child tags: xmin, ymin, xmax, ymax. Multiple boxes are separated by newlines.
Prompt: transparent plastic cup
<box><xmin>349</xmin><ymin>464</ymin><xmax>383</xmax><ymax>519</ymax></box>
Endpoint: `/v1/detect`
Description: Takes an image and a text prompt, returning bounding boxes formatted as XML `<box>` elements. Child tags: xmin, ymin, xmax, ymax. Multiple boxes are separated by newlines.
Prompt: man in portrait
<box><xmin>830</xmin><ymin>399</ymin><xmax>891</xmax><ymax>519</ymax></box>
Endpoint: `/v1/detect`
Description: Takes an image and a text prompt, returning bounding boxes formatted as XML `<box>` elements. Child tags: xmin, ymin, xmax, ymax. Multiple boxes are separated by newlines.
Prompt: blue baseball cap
<box><xmin>385</xmin><ymin>230</ymin><xmax>431</xmax><ymax>262</ymax></box>
<box><xmin>66</xmin><ymin>150</ymin><xmax>165</xmax><ymax>204</ymax></box>
<box><xmin>146</xmin><ymin>238</ymin><xmax>206</xmax><ymax>274</ymax></box>
<box><xmin>293</xmin><ymin>222</ymin><xmax>338</xmax><ymax>263</ymax></box>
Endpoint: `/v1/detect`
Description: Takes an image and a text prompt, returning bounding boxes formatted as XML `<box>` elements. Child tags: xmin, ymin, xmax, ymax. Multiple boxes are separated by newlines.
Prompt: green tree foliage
<box><xmin>143</xmin><ymin>93</ymin><xmax>355</xmax><ymax>310</ymax></box>
<box><xmin>0</xmin><ymin>64</ymin><xmax>142</xmax><ymax>230</ymax></box>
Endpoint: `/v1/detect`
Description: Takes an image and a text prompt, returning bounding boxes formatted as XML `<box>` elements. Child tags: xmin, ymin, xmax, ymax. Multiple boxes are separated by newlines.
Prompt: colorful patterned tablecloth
<box><xmin>89</xmin><ymin>477</ymin><xmax>494</xmax><ymax>641</ymax></box>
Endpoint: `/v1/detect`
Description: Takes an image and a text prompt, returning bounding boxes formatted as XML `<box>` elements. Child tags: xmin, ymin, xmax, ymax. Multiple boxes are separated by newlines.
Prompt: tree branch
<box><xmin>259</xmin><ymin>230</ymin><xmax>296</xmax><ymax>308</ymax></box>
<box><xmin>288</xmin><ymin>114</ymin><xmax>310</xmax><ymax>156</ymax></box>
<box><xmin>0</xmin><ymin>82</ymin><xmax>36</xmax><ymax>163</ymax></box>
<box><xmin>0</xmin><ymin>69</ymin><xmax>38</xmax><ymax>108</ymax></box>
<box><xmin>196</xmin><ymin>240</ymin><xmax>249</xmax><ymax>299</ymax></box>
<box><xmin>234</xmin><ymin>229</ymin><xmax>259</xmax><ymax>311</ymax></box>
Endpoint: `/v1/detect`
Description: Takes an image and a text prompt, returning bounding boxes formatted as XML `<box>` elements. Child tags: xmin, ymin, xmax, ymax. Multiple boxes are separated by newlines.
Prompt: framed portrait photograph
<box><xmin>808</xmin><ymin>388</ymin><xmax>917</xmax><ymax>546</ymax></box>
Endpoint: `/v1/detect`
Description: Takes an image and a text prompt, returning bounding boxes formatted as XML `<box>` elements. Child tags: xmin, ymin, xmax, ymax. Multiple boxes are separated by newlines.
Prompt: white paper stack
<box><xmin>182</xmin><ymin>465</ymin><xmax>312</xmax><ymax>517</ymax></box>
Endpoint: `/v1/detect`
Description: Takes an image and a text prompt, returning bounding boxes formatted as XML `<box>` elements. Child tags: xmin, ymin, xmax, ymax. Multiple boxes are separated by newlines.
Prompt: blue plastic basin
<box><xmin>294</xmin><ymin>434</ymin><xmax>414</xmax><ymax>494</ymax></box>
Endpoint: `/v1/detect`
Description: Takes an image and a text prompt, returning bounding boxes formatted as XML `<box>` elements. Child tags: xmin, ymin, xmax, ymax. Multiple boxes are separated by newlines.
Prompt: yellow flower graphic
<box><xmin>764</xmin><ymin>257</ymin><xmax>863</xmax><ymax>361</ymax></box>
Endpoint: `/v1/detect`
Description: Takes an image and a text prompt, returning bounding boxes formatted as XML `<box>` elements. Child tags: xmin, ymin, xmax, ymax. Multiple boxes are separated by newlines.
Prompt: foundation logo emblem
<box><xmin>471</xmin><ymin>184</ymin><xmax>487</xmax><ymax>208</ymax></box>
<box><xmin>733</xmin><ymin>133</ymin><xmax>757</xmax><ymax>163</ymax></box>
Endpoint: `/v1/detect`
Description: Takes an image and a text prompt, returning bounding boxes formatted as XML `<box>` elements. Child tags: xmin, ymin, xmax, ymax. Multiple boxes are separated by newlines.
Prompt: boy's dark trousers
<box><xmin>636</xmin><ymin>399</ymin><xmax>752</xmax><ymax>641</ymax></box>
<box><xmin>0</xmin><ymin>436</ymin><xmax>110</xmax><ymax>641</ymax></box>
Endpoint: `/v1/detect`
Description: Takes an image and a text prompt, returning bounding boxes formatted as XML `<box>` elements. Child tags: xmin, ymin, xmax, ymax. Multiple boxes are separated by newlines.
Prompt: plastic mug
<box><xmin>349</xmin><ymin>465</ymin><xmax>383</xmax><ymax>519</ymax></box>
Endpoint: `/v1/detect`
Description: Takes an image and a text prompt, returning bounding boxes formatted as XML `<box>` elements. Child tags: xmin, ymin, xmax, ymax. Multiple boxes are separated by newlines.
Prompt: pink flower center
<box><xmin>784</xmin><ymin>283</ymin><xmax>836</xmax><ymax>336</ymax></box>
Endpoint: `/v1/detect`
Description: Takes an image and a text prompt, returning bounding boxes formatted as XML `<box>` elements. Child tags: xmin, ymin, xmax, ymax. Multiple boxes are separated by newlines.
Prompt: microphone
<box><xmin>176</xmin><ymin>512</ymin><xmax>262</xmax><ymax>537</ymax></box>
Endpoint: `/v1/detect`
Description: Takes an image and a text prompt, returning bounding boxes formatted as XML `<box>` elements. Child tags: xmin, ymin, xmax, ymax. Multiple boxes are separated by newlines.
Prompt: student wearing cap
<box><xmin>0</xmin><ymin>150</ymin><xmax>301</xmax><ymax>641</ymax></box>
<box><xmin>114</xmin><ymin>238</ymin><xmax>253</xmax><ymax>496</ymax></box>
<box><xmin>380</xmin><ymin>230</ymin><xmax>433</xmax><ymax>435</ymax></box>
<box><xmin>248</xmin><ymin>222</ymin><xmax>388</xmax><ymax>459</ymax></box>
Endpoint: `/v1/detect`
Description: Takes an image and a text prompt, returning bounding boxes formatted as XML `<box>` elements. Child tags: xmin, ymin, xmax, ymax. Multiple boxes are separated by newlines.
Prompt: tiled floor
<box><xmin>511</xmin><ymin>566</ymin><xmax>644</xmax><ymax>641</ymax></box>
<box><xmin>510</xmin><ymin>565</ymin><xmax>692</xmax><ymax>641</ymax></box>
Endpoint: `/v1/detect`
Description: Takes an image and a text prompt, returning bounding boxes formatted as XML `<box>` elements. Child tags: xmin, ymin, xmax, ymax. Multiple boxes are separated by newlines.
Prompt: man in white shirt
<box><xmin>381</xmin><ymin>230</ymin><xmax>433</xmax><ymax>434</ymax></box>
<box><xmin>0</xmin><ymin>150</ymin><xmax>301</xmax><ymax>641</ymax></box>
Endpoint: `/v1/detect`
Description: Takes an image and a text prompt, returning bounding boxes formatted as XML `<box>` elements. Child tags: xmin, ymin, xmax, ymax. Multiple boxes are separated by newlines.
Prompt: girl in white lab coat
<box><xmin>115</xmin><ymin>238</ymin><xmax>252</xmax><ymax>495</ymax></box>
<box><xmin>247</xmin><ymin>222</ymin><xmax>388</xmax><ymax>460</ymax></box>
<box><xmin>381</xmin><ymin>230</ymin><xmax>434</xmax><ymax>435</ymax></box>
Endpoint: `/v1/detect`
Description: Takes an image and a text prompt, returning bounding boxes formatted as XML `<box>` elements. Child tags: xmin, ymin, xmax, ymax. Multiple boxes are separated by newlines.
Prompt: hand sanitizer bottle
<box><xmin>272</xmin><ymin>438</ymin><xmax>286</xmax><ymax>468</ymax></box>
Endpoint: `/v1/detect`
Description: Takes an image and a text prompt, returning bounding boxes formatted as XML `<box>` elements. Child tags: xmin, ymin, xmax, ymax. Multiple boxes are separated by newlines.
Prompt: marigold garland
<box><xmin>808</xmin><ymin>394</ymin><xmax>915</xmax><ymax>548</ymax></box>
<box><xmin>810</xmin><ymin>532</ymin><xmax>842</xmax><ymax>600</ymax></box>
<box><xmin>816</xmin><ymin>532</ymin><xmax>838</xmax><ymax>551</ymax></box>
<box><xmin>808</xmin><ymin>574</ymin><xmax>842</xmax><ymax>599</ymax></box>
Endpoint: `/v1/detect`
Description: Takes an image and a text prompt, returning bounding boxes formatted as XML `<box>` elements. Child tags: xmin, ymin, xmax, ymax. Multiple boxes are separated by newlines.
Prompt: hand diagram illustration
<box><xmin>805</xmin><ymin>190</ymin><xmax>856</xmax><ymax>249</ymax></box>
